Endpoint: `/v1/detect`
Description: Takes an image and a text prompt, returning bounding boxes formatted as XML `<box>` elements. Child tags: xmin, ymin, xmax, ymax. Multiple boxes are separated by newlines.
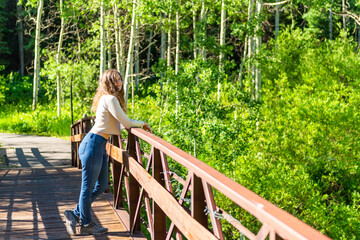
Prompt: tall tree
<box><xmin>124</xmin><ymin>0</ymin><xmax>137</xmax><ymax>106</ymax></box>
<box><xmin>100</xmin><ymin>0</ymin><xmax>106</xmax><ymax>75</ymax></box>
<box><xmin>32</xmin><ymin>0</ymin><xmax>44</xmax><ymax>110</ymax></box>
<box><xmin>56</xmin><ymin>0</ymin><xmax>65</xmax><ymax>116</ymax></box>
<box><xmin>275</xmin><ymin>0</ymin><xmax>279</xmax><ymax>39</ymax></box>
<box><xmin>218</xmin><ymin>0</ymin><xmax>226</xmax><ymax>102</ymax></box>
<box><xmin>17</xmin><ymin>0</ymin><xmax>24</xmax><ymax>76</ymax></box>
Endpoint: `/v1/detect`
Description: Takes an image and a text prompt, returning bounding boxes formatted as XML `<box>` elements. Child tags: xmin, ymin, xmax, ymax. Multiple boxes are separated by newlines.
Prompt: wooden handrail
<box><xmin>71</xmin><ymin>117</ymin><xmax>332</xmax><ymax>240</ymax></box>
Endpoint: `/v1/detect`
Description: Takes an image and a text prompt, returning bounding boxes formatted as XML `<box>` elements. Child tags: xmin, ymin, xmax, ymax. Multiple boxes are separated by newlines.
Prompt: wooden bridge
<box><xmin>0</xmin><ymin>117</ymin><xmax>333</xmax><ymax>240</ymax></box>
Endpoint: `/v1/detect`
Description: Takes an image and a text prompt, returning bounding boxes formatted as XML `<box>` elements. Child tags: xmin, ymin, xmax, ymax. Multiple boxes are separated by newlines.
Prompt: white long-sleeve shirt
<box><xmin>90</xmin><ymin>95</ymin><xmax>144</xmax><ymax>135</ymax></box>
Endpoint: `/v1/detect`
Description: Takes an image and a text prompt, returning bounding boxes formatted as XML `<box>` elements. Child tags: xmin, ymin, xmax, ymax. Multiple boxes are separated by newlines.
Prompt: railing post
<box><xmin>77</xmin><ymin>122</ymin><xmax>82</xmax><ymax>169</ymax></box>
<box><xmin>191</xmin><ymin>173</ymin><xmax>208</xmax><ymax>228</ymax></box>
<box><xmin>111</xmin><ymin>135</ymin><xmax>123</xmax><ymax>208</ymax></box>
<box><xmin>71</xmin><ymin>126</ymin><xmax>75</xmax><ymax>167</ymax></box>
<box><xmin>127</xmin><ymin>131</ymin><xmax>141</xmax><ymax>233</ymax></box>
<box><xmin>152</xmin><ymin>148</ymin><xmax>166</xmax><ymax>239</ymax></box>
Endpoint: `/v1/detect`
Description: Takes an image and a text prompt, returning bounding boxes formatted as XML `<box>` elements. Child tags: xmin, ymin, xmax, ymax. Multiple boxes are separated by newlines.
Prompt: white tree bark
<box><xmin>56</xmin><ymin>0</ymin><xmax>64</xmax><ymax>116</ymax></box>
<box><xmin>124</xmin><ymin>0</ymin><xmax>136</xmax><ymax>106</ymax></box>
<box><xmin>192</xmin><ymin>6</ymin><xmax>197</xmax><ymax>59</ymax></box>
<box><xmin>175</xmin><ymin>7</ymin><xmax>180</xmax><ymax>75</ymax></box>
<box><xmin>160</xmin><ymin>14</ymin><xmax>166</xmax><ymax>62</ymax></box>
<box><xmin>342</xmin><ymin>0</ymin><xmax>346</xmax><ymax>31</ymax></box>
<box><xmin>167</xmin><ymin>4</ymin><xmax>172</xmax><ymax>68</ymax></box>
<box><xmin>254</xmin><ymin>0</ymin><xmax>262</xmax><ymax>100</ymax></box>
<box><xmin>219</xmin><ymin>0</ymin><xmax>225</xmax><ymax>71</ymax></box>
<box><xmin>248</xmin><ymin>0</ymin><xmax>255</xmax><ymax>96</ymax></box>
<box><xmin>113</xmin><ymin>2</ymin><xmax>121</xmax><ymax>72</ymax></box>
<box><xmin>146</xmin><ymin>29</ymin><xmax>153</xmax><ymax>75</ymax></box>
<box><xmin>100</xmin><ymin>0</ymin><xmax>106</xmax><ymax>75</ymax></box>
<box><xmin>135</xmin><ymin>18</ymin><xmax>139</xmax><ymax>90</ymax></box>
<box><xmin>218</xmin><ymin>0</ymin><xmax>226</xmax><ymax>102</ymax></box>
<box><xmin>107</xmin><ymin>29</ymin><xmax>111</xmax><ymax>69</ymax></box>
<box><xmin>32</xmin><ymin>0</ymin><xmax>44</xmax><ymax>110</ymax></box>
<box><xmin>200</xmin><ymin>0</ymin><xmax>206</xmax><ymax>60</ymax></box>
<box><xmin>16</xmin><ymin>0</ymin><xmax>24</xmax><ymax>76</ymax></box>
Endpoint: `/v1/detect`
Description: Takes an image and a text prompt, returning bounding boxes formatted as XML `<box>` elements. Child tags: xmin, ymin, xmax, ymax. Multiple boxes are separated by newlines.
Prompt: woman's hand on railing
<box><xmin>143</xmin><ymin>122</ymin><xmax>152</xmax><ymax>133</ymax></box>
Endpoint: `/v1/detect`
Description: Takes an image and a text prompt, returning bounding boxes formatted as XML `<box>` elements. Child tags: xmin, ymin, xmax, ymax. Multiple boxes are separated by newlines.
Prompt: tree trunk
<box><xmin>32</xmin><ymin>0</ymin><xmax>44</xmax><ymax>111</ymax></box>
<box><xmin>124</xmin><ymin>0</ymin><xmax>136</xmax><ymax>106</ymax></box>
<box><xmin>56</xmin><ymin>0</ymin><xmax>64</xmax><ymax>116</ymax></box>
<box><xmin>114</xmin><ymin>3</ymin><xmax>121</xmax><ymax>72</ymax></box>
<box><xmin>167</xmin><ymin>4</ymin><xmax>172</xmax><ymax>69</ymax></box>
<box><xmin>135</xmin><ymin>18</ymin><xmax>139</xmax><ymax>91</ymax></box>
<box><xmin>175</xmin><ymin>7</ymin><xmax>180</xmax><ymax>75</ymax></box>
<box><xmin>248</xmin><ymin>0</ymin><xmax>255</xmax><ymax>97</ymax></box>
<box><xmin>160</xmin><ymin>14</ymin><xmax>166</xmax><ymax>62</ymax></box>
<box><xmin>275</xmin><ymin>0</ymin><xmax>279</xmax><ymax>39</ymax></box>
<box><xmin>218</xmin><ymin>0</ymin><xmax>226</xmax><ymax>102</ymax></box>
<box><xmin>146</xmin><ymin>29</ymin><xmax>153</xmax><ymax>75</ymax></box>
<box><xmin>175</xmin><ymin>4</ymin><xmax>180</xmax><ymax>118</ymax></box>
<box><xmin>107</xmin><ymin>29</ymin><xmax>112</xmax><ymax>69</ymax></box>
<box><xmin>329</xmin><ymin>3</ymin><xmax>333</xmax><ymax>40</ymax></box>
<box><xmin>192</xmin><ymin>7</ymin><xmax>197</xmax><ymax>59</ymax></box>
<box><xmin>16</xmin><ymin>0</ymin><xmax>24</xmax><ymax>76</ymax></box>
<box><xmin>342</xmin><ymin>0</ymin><xmax>346</xmax><ymax>31</ymax></box>
<box><xmin>200</xmin><ymin>0</ymin><xmax>206</xmax><ymax>60</ymax></box>
<box><xmin>254</xmin><ymin>0</ymin><xmax>262</xmax><ymax>100</ymax></box>
<box><xmin>100</xmin><ymin>0</ymin><xmax>106</xmax><ymax>76</ymax></box>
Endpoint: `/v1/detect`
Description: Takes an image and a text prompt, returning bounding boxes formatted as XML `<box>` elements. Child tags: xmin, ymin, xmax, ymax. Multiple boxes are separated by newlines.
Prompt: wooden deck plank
<box><xmin>0</xmin><ymin>167</ymin><xmax>133</xmax><ymax>239</ymax></box>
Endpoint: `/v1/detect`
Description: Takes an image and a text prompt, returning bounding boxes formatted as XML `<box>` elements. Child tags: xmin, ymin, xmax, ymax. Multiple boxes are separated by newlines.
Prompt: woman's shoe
<box><xmin>80</xmin><ymin>221</ymin><xmax>108</xmax><ymax>235</ymax></box>
<box><xmin>64</xmin><ymin>210</ymin><xmax>79</xmax><ymax>235</ymax></box>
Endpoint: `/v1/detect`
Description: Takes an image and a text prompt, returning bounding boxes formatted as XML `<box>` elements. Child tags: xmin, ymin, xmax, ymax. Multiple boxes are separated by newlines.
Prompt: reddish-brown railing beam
<box><xmin>129</xmin><ymin>127</ymin><xmax>331</xmax><ymax>240</ymax></box>
<box><xmin>71</xmin><ymin>118</ymin><xmax>332</xmax><ymax>240</ymax></box>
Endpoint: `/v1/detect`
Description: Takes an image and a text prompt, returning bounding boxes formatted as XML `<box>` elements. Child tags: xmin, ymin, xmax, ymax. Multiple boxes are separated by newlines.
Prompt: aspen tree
<box><xmin>32</xmin><ymin>0</ymin><xmax>44</xmax><ymax>110</ymax></box>
<box><xmin>100</xmin><ymin>0</ymin><xmax>106</xmax><ymax>76</ymax></box>
<box><xmin>167</xmin><ymin>3</ymin><xmax>172</xmax><ymax>69</ymax></box>
<box><xmin>124</xmin><ymin>0</ymin><xmax>136</xmax><ymax>106</ymax></box>
<box><xmin>218</xmin><ymin>0</ymin><xmax>226</xmax><ymax>102</ymax></box>
<box><xmin>200</xmin><ymin>0</ymin><xmax>206</xmax><ymax>60</ymax></box>
<box><xmin>135</xmin><ymin>18</ymin><xmax>139</xmax><ymax>90</ymax></box>
<box><xmin>175</xmin><ymin>2</ymin><xmax>180</xmax><ymax>75</ymax></box>
<box><xmin>175</xmin><ymin>1</ymin><xmax>180</xmax><ymax>118</ymax></box>
<box><xmin>192</xmin><ymin>5</ymin><xmax>197</xmax><ymax>59</ymax></box>
<box><xmin>342</xmin><ymin>0</ymin><xmax>346</xmax><ymax>31</ymax></box>
<box><xmin>146</xmin><ymin>29</ymin><xmax>153</xmax><ymax>75</ymax></box>
<box><xmin>113</xmin><ymin>2</ymin><xmax>120</xmax><ymax>71</ymax></box>
<box><xmin>113</xmin><ymin>1</ymin><xmax>124</xmax><ymax>76</ymax></box>
<box><xmin>247</xmin><ymin>0</ymin><xmax>255</xmax><ymax>96</ymax></box>
<box><xmin>107</xmin><ymin>29</ymin><xmax>112</xmax><ymax>69</ymax></box>
<box><xmin>254</xmin><ymin>0</ymin><xmax>262</xmax><ymax>100</ymax></box>
<box><xmin>275</xmin><ymin>0</ymin><xmax>279</xmax><ymax>39</ymax></box>
<box><xmin>160</xmin><ymin>13</ymin><xmax>166</xmax><ymax>63</ymax></box>
<box><xmin>56</xmin><ymin>0</ymin><xmax>65</xmax><ymax>116</ymax></box>
<box><xmin>17</xmin><ymin>0</ymin><xmax>24</xmax><ymax>76</ymax></box>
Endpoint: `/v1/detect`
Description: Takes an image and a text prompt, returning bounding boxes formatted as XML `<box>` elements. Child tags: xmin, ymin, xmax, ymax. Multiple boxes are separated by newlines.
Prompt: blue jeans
<box><xmin>73</xmin><ymin>132</ymin><xmax>108</xmax><ymax>225</ymax></box>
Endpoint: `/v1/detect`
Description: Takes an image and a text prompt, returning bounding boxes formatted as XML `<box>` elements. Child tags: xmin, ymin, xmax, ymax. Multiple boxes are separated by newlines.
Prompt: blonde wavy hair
<box><xmin>91</xmin><ymin>69</ymin><xmax>126</xmax><ymax>113</ymax></box>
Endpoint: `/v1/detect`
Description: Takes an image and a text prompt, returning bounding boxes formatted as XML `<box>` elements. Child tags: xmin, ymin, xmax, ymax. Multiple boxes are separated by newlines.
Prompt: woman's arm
<box><xmin>106</xmin><ymin>96</ymin><xmax>151</xmax><ymax>133</ymax></box>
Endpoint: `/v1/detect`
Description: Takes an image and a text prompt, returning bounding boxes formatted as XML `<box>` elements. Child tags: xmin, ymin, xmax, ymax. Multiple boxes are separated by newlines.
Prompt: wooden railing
<box><xmin>71</xmin><ymin>117</ymin><xmax>331</xmax><ymax>240</ymax></box>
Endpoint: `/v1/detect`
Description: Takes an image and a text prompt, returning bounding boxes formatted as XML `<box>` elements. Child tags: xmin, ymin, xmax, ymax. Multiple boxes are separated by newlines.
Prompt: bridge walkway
<box><xmin>0</xmin><ymin>133</ymin><xmax>135</xmax><ymax>240</ymax></box>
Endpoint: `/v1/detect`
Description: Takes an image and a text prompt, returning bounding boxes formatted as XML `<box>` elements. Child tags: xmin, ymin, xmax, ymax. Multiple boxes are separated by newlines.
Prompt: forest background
<box><xmin>1</xmin><ymin>0</ymin><xmax>360</xmax><ymax>239</ymax></box>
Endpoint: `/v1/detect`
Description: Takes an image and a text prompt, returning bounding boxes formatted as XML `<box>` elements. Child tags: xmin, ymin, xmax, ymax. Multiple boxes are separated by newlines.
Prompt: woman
<box><xmin>64</xmin><ymin>69</ymin><xmax>151</xmax><ymax>236</ymax></box>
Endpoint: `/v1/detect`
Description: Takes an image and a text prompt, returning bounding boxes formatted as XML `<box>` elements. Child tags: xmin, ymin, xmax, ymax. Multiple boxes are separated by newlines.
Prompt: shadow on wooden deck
<box><xmin>0</xmin><ymin>167</ymin><xmax>133</xmax><ymax>240</ymax></box>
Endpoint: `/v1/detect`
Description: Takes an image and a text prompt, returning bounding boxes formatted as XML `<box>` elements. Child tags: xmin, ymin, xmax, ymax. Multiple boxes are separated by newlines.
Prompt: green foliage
<box><xmin>127</xmin><ymin>28</ymin><xmax>360</xmax><ymax>239</ymax></box>
<box><xmin>0</xmin><ymin>102</ymin><xmax>87</xmax><ymax>137</ymax></box>
<box><xmin>0</xmin><ymin>72</ymin><xmax>32</xmax><ymax>105</ymax></box>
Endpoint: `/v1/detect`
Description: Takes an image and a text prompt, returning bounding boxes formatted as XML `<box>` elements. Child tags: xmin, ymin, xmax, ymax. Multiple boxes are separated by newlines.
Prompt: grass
<box><xmin>0</xmin><ymin>102</ymin><xmax>89</xmax><ymax>138</ymax></box>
